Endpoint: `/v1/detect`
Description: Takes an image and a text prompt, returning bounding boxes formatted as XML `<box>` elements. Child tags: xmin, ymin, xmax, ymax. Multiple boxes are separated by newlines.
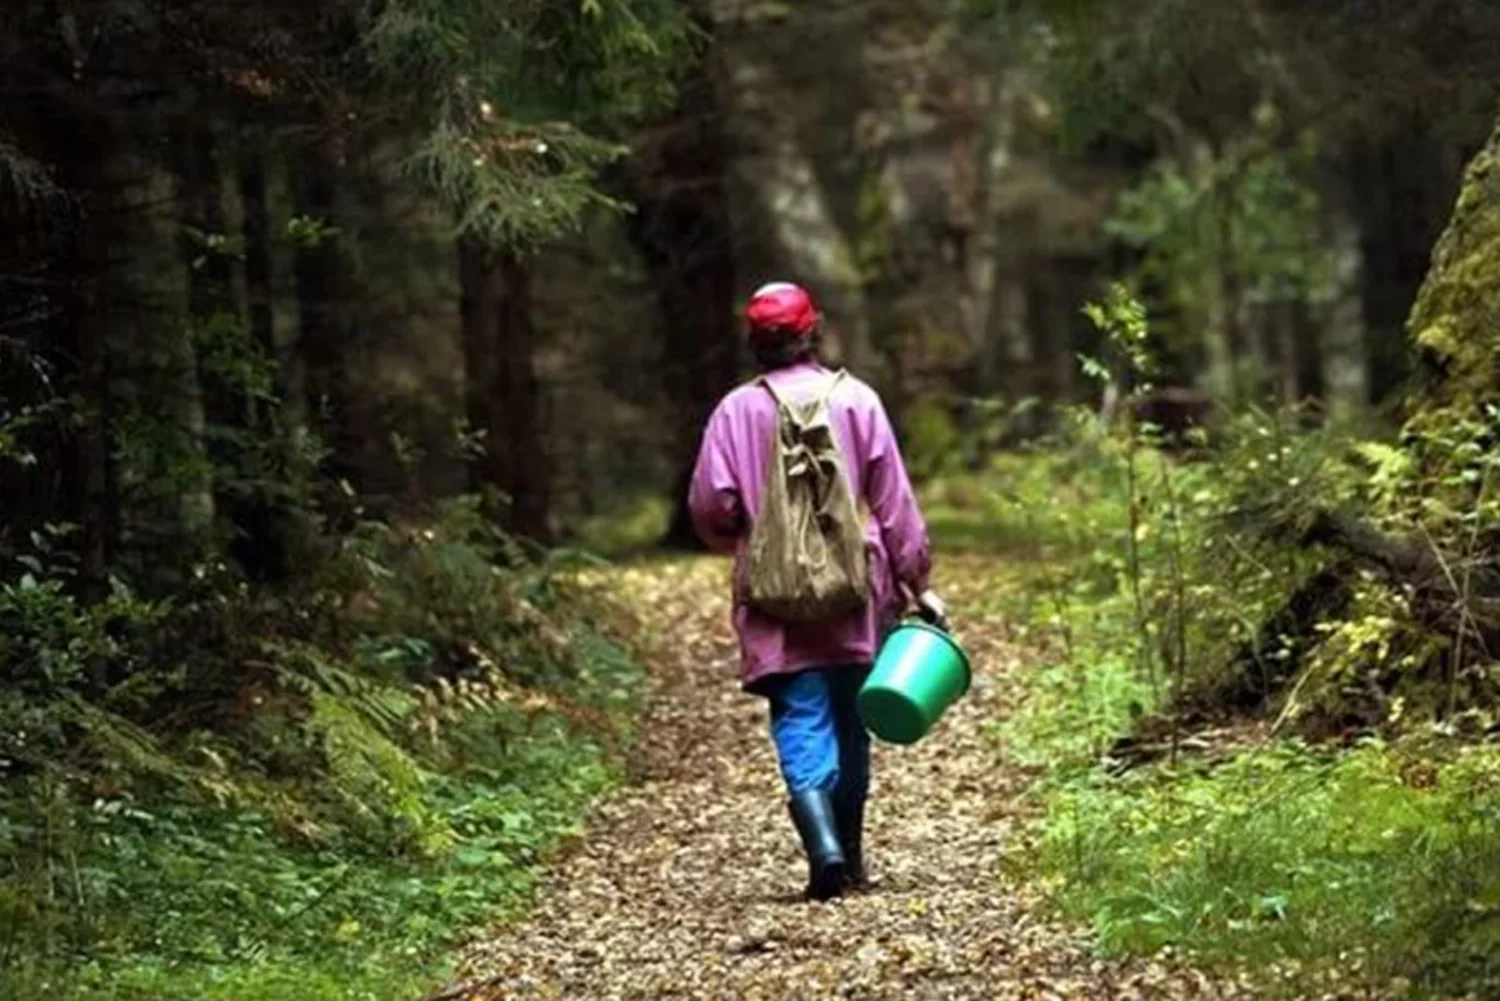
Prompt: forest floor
<box><xmin>428</xmin><ymin>555</ymin><xmax>1250</xmax><ymax>1001</ymax></box>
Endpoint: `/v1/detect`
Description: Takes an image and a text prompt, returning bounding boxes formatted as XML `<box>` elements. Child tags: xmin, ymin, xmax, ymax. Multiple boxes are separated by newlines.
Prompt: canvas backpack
<box><xmin>745</xmin><ymin>370</ymin><xmax>870</xmax><ymax>622</ymax></box>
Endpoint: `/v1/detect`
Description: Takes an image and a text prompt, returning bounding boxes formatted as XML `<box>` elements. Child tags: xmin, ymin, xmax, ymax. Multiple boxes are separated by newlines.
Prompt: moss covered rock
<box><xmin>1406</xmin><ymin>108</ymin><xmax>1500</xmax><ymax>426</ymax></box>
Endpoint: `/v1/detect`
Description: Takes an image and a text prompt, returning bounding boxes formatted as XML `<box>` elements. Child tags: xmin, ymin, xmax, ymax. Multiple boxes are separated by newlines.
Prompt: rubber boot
<box><xmin>835</xmin><ymin>794</ymin><xmax>867</xmax><ymax>891</ymax></box>
<box><xmin>789</xmin><ymin>790</ymin><xmax>846</xmax><ymax>901</ymax></box>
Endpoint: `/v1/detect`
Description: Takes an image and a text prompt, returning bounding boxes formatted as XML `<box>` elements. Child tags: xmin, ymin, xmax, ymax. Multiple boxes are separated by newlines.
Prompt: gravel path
<box><xmin>434</xmin><ymin>556</ymin><xmax>1245</xmax><ymax>1001</ymax></box>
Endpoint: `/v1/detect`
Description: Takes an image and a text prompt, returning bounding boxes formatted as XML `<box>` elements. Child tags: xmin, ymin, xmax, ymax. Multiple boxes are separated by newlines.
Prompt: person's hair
<box><xmin>751</xmin><ymin>324</ymin><xmax>821</xmax><ymax>372</ymax></box>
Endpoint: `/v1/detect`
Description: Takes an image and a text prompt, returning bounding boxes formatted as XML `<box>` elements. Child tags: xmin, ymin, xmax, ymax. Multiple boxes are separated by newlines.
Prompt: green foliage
<box><xmin>971</xmin><ymin>291</ymin><xmax>1467</xmax><ymax>755</ymax></box>
<box><xmin>284</xmin><ymin>215</ymin><xmax>342</xmax><ymax>249</ymax></box>
<box><xmin>968</xmin><ymin>400</ymin><xmax>1500</xmax><ymax>997</ymax></box>
<box><xmin>364</xmin><ymin>0</ymin><xmax>696</xmax><ymax>248</ymax></box>
<box><xmin>0</xmin><ymin>707</ymin><xmax>620</xmax><ymax>1001</ymax></box>
<box><xmin>0</xmin><ymin>487</ymin><xmax>644</xmax><ymax>999</ymax></box>
<box><xmin>409</xmin><ymin>121</ymin><xmax>627</xmax><ymax>247</ymax></box>
<box><xmin>968</xmin><ymin>288</ymin><xmax>1500</xmax><ymax>995</ymax></box>
<box><xmin>1108</xmin><ymin>117</ymin><xmax>1328</xmax><ymax>301</ymax></box>
<box><xmin>981</xmin><ymin>404</ymin><xmax>1394</xmax><ymax>752</ymax></box>
<box><xmin>902</xmin><ymin>396</ymin><xmax>964</xmax><ymax>483</ymax></box>
<box><xmin>0</xmin><ymin>536</ymin><xmax>167</xmax><ymax>778</ymax></box>
<box><xmin>985</xmin><ymin>0</ymin><xmax>1263</xmax><ymax>152</ymax></box>
<box><xmin>1034</xmin><ymin>737</ymin><xmax>1500</xmax><ymax>997</ymax></box>
<box><xmin>574</xmin><ymin>493</ymin><xmax>672</xmax><ymax>558</ymax></box>
<box><xmin>1081</xmin><ymin>282</ymin><xmax>1153</xmax><ymax>384</ymax></box>
<box><xmin>1104</xmin><ymin>119</ymin><xmax>1332</xmax><ymax>396</ymax></box>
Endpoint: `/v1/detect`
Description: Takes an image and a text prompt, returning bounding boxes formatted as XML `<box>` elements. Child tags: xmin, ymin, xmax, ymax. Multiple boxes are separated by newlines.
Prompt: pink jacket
<box><xmin>688</xmin><ymin>361</ymin><xmax>932</xmax><ymax>689</ymax></box>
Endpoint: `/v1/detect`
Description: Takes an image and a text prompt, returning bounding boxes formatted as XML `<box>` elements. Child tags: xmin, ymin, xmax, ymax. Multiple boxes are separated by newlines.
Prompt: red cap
<box><xmin>744</xmin><ymin>282</ymin><xmax>819</xmax><ymax>344</ymax></box>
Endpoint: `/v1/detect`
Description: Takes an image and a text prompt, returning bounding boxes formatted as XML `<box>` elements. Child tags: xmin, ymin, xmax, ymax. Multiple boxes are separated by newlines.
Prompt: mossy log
<box><xmin>1302</xmin><ymin>512</ymin><xmax>1500</xmax><ymax>628</ymax></box>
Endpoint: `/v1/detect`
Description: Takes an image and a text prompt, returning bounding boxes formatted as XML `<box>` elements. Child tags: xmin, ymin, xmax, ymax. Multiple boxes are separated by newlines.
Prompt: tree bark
<box><xmin>181</xmin><ymin>125</ymin><xmax>299</xmax><ymax>579</ymax></box>
<box><xmin>459</xmin><ymin>237</ymin><xmax>506</xmax><ymax>519</ymax></box>
<box><xmin>458</xmin><ymin>239</ymin><xmax>551</xmax><ymax>543</ymax></box>
<box><xmin>61</xmin><ymin>268</ymin><xmax>116</xmax><ymax>606</ymax></box>
<box><xmin>713</xmin><ymin>18</ymin><xmax>876</xmax><ymax>380</ymax></box>
<box><xmin>1320</xmin><ymin>202</ymin><xmax>1369</xmax><ymax>415</ymax></box>
<box><xmin>233</xmin><ymin>140</ymin><xmax>292</xmax><ymax>580</ymax></box>
<box><xmin>291</xmin><ymin>148</ymin><xmax>360</xmax><ymax>491</ymax></box>
<box><xmin>238</xmin><ymin>143</ymin><xmax>276</xmax><ymax>404</ymax></box>
<box><xmin>1285</xmin><ymin>299</ymin><xmax>1325</xmax><ymax>409</ymax></box>
<box><xmin>43</xmin><ymin>102</ymin><xmax>124</xmax><ymax>686</ymax></box>
<box><xmin>180</xmin><ymin>127</ymin><xmax>242</xmax><ymax>433</ymax></box>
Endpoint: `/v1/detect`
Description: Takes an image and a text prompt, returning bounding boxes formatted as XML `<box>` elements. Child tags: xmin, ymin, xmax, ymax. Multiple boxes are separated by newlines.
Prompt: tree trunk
<box><xmin>459</xmin><ymin>237</ymin><xmax>506</xmax><ymax>517</ymax></box>
<box><xmin>1320</xmin><ymin>203</ymin><xmax>1369</xmax><ymax>416</ymax></box>
<box><xmin>1028</xmin><ymin>264</ymin><xmax>1080</xmax><ymax>406</ymax></box>
<box><xmin>233</xmin><ymin>140</ymin><xmax>291</xmax><ymax>580</ymax></box>
<box><xmin>458</xmin><ymin>239</ymin><xmax>551</xmax><ymax>543</ymax></box>
<box><xmin>713</xmin><ymin>20</ymin><xmax>876</xmax><ymax>380</ymax></box>
<box><xmin>44</xmin><ymin>110</ymin><xmax>124</xmax><ymax>687</ymax></box>
<box><xmin>61</xmin><ymin>272</ymin><xmax>115</xmax><ymax>607</ymax></box>
<box><xmin>181</xmin><ymin>126</ymin><xmax>298</xmax><ymax>579</ymax></box>
<box><xmin>1275</xmin><ymin>300</ymin><xmax>1321</xmax><ymax>409</ymax></box>
<box><xmin>1190</xmin><ymin>140</ymin><xmax>1239</xmax><ymax>401</ymax></box>
<box><xmin>291</xmin><ymin>149</ymin><xmax>360</xmax><ymax>491</ymax></box>
<box><xmin>619</xmin><ymin>49</ymin><xmax>740</xmax><ymax>550</ymax></box>
<box><xmin>238</xmin><ymin>144</ymin><xmax>276</xmax><ymax>404</ymax></box>
<box><xmin>180</xmin><ymin>127</ymin><xmax>243</xmax><ymax>433</ymax></box>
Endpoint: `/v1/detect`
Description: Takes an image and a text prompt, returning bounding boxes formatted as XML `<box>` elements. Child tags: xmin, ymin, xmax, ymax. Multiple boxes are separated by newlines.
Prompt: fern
<box><xmin>61</xmin><ymin>695</ymin><xmax>185</xmax><ymax>782</ymax></box>
<box><xmin>272</xmin><ymin>646</ymin><xmax>415</xmax><ymax>738</ymax></box>
<box><xmin>268</xmin><ymin>645</ymin><xmax>453</xmax><ymax>853</ymax></box>
<box><xmin>306</xmin><ymin>692</ymin><xmax>451</xmax><ymax>849</ymax></box>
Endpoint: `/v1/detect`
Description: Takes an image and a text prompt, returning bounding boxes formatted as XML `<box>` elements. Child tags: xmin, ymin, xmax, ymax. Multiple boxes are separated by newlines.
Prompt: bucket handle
<box><xmin>896</xmin><ymin>583</ymin><xmax>950</xmax><ymax>632</ymax></box>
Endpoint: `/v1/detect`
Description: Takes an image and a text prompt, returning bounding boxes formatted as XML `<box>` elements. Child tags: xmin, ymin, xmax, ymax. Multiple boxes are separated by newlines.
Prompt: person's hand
<box><xmin>915</xmin><ymin>589</ymin><xmax>949</xmax><ymax>630</ymax></box>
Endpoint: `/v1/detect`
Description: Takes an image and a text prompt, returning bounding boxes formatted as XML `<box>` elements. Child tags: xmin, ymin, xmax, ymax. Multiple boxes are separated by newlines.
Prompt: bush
<box><xmin>968</xmin><ymin>288</ymin><xmax>1500</xmax><ymax>996</ymax></box>
<box><xmin>903</xmin><ymin>395</ymin><xmax>965</xmax><ymax>483</ymax></box>
<box><xmin>0</xmin><ymin>495</ymin><xmax>644</xmax><ymax>1001</ymax></box>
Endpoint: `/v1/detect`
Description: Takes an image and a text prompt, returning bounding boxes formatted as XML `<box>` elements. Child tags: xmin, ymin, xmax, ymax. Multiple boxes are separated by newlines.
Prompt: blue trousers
<box><xmin>762</xmin><ymin>665</ymin><xmax>872</xmax><ymax>812</ymax></box>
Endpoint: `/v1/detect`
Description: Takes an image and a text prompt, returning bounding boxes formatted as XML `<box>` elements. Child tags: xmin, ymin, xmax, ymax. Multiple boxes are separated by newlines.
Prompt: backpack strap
<box><xmin>814</xmin><ymin>369</ymin><xmax>847</xmax><ymax>410</ymax></box>
<box><xmin>758</xmin><ymin>369</ymin><xmax>846</xmax><ymax>414</ymax></box>
<box><xmin>756</xmin><ymin>375</ymin><xmax>788</xmax><ymax>411</ymax></box>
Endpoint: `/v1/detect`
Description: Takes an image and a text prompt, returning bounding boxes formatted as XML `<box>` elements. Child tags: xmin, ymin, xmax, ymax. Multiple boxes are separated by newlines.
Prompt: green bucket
<box><xmin>857</xmin><ymin>620</ymin><xmax>971</xmax><ymax>745</ymax></box>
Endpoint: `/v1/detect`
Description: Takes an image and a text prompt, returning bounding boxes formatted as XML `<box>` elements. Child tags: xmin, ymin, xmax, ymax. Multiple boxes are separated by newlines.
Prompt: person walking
<box><xmin>688</xmin><ymin>281</ymin><xmax>945</xmax><ymax>901</ymax></box>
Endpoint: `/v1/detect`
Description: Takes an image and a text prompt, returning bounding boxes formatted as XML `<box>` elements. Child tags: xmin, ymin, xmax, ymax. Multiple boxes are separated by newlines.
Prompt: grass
<box><xmin>1035</xmin><ymin>735</ymin><xmax>1500</xmax><ymax>997</ymax></box>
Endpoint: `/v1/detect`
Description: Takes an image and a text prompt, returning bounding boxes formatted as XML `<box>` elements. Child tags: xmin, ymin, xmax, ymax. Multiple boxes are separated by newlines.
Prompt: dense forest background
<box><xmin>13</xmin><ymin>0</ymin><xmax>1500</xmax><ymax>565</ymax></box>
<box><xmin>10</xmin><ymin>1</ymin><xmax>1500</xmax><ymax>999</ymax></box>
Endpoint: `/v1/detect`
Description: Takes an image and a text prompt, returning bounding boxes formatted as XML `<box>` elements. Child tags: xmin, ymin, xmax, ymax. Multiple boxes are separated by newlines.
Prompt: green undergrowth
<box><xmin>1</xmin><ymin>498</ymin><xmax>645</xmax><ymax>1001</ymax></box>
<box><xmin>572</xmin><ymin>493</ymin><xmax>672</xmax><ymax>559</ymax></box>
<box><xmin>1035</xmin><ymin>734</ymin><xmax>1500</xmax><ymax>998</ymax></box>
<box><xmin>3</xmin><ymin>715</ymin><xmax>621</xmax><ymax>1001</ymax></box>
<box><xmin>938</xmin><ymin>409</ymin><xmax>1348</xmax><ymax>765</ymax></box>
<box><xmin>948</xmin><ymin>401</ymin><xmax>1500</xmax><ymax>997</ymax></box>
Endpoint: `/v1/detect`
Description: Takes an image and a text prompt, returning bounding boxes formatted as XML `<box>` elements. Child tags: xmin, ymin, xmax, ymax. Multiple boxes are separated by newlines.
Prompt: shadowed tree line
<box><xmin>7</xmin><ymin>1</ymin><xmax>1500</xmax><ymax>571</ymax></box>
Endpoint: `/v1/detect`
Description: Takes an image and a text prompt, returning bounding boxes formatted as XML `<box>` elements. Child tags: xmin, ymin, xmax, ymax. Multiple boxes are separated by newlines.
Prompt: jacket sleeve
<box><xmin>864</xmin><ymin>392</ymin><xmax>932</xmax><ymax>596</ymax></box>
<box><xmin>687</xmin><ymin>402</ymin><xmax>745</xmax><ymax>555</ymax></box>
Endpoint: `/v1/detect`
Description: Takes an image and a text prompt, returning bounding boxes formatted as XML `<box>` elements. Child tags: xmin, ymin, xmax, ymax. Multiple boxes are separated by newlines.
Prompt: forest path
<box><xmin>434</xmin><ymin>556</ymin><xmax>1243</xmax><ymax>1000</ymax></box>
